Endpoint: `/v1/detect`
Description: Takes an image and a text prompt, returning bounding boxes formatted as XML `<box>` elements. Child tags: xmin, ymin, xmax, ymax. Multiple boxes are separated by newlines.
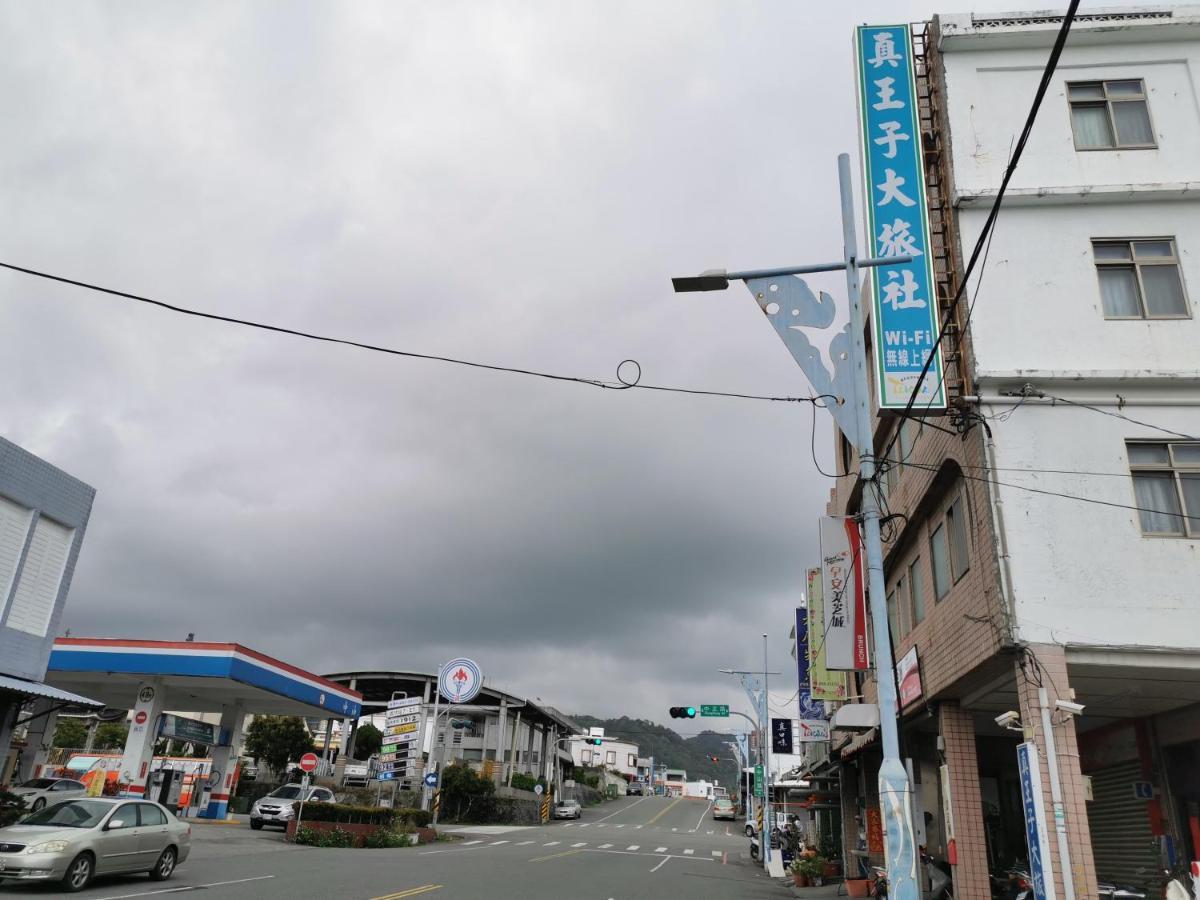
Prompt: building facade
<box><xmin>0</xmin><ymin>437</ymin><xmax>98</xmax><ymax>782</ymax></box>
<box><xmin>824</xmin><ymin>8</ymin><xmax>1200</xmax><ymax>899</ymax></box>
<box><xmin>564</xmin><ymin>736</ymin><xmax>641</xmax><ymax>782</ymax></box>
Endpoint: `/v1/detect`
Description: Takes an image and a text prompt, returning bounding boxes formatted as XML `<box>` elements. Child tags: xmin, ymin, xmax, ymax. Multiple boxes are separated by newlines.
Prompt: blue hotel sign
<box><xmin>1016</xmin><ymin>742</ymin><xmax>1057</xmax><ymax>900</ymax></box>
<box><xmin>855</xmin><ymin>25</ymin><xmax>946</xmax><ymax>411</ymax></box>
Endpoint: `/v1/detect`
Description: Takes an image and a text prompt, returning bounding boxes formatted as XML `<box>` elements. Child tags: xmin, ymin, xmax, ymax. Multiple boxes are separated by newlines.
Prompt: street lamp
<box><xmin>675</xmin><ymin>154</ymin><xmax>920</xmax><ymax>900</ymax></box>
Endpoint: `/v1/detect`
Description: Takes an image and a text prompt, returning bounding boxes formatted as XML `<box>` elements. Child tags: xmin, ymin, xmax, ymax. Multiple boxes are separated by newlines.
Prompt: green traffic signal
<box><xmin>686</xmin><ymin>707</ymin><xmax>696</xmax><ymax>718</ymax></box>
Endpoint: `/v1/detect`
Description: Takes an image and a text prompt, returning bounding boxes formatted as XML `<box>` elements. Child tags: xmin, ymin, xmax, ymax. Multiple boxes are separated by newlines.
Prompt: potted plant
<box><xmin>789</xmin><ymin>858</ymin><xmax>811</xmax><ymax>888</ymax></box>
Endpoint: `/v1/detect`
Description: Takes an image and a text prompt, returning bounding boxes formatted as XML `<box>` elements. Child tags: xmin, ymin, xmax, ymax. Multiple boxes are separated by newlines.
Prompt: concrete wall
<box><xmin>938</xmin><ymin>12</ymin><xmax>1200</xmax><ymax>650</ymax></box>
<box><xmin>0</xmin><ymin>437</ymin><xmax>95</xmax><ymax>682</ymax></box>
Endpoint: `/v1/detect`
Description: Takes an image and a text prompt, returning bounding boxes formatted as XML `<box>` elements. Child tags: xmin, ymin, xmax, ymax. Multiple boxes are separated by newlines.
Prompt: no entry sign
<box><xmin>298</xmin><ymin>752</ymin><xmax>319</xmax><ymax>773</ymax></box>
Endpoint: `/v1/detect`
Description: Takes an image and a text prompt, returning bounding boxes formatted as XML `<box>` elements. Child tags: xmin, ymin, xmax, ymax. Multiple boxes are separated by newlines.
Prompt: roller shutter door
<box><xmin>1086</xmin><ymin>760</ymin><xmax>1159</xmax><ymax>891</ymax></box>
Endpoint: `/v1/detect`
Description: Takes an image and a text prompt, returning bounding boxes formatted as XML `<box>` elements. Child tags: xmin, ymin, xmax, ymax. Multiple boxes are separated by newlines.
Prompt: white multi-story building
<box><xmin>565</xmin><ymin>736</ymin><xmax>641</xmax><ymax>782</ymax></box>
<box><xmin>821</xmin><ymin>8</ymin><xmax>1200</xmax><ymax>900</ymax></box>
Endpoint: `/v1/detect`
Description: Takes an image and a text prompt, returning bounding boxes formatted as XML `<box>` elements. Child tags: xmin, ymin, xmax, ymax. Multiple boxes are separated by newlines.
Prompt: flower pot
<box><xmin>846</xmin><ymin>878</ymin><xmax>872</xmax><ymax>897</ymax></box>
<box><xmin>793</xmin><ymin>874</ymin><xmax>811</xmax><ymax>887</ymax></box>
<box><xmin>824</xmin><ymin>861</ymin><xmax>843</xmax><ymax>878</ymax></box>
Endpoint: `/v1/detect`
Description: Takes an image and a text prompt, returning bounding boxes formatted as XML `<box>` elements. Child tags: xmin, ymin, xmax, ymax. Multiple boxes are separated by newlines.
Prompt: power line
<box><xmin>0</xmin><ymin>260</ymin><xmax>826</xmax><ymax>407</ymax></box>
<box><xmin>875</xmin><ymin>0</ymin><xmax>1081</xmax><ymax>472</ymax></box>
<box><xmin>1034</xmin><ymin>393</ymin><xmax>1198</xmax><ymax>442</ymax></box>
<box><xmin>902</xmin><ymin>458</ymin><xmax>1199</xmax><ymax>524</ymax></box>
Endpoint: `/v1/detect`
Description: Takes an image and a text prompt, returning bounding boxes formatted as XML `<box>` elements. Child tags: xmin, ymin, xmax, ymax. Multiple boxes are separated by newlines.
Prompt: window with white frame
<box><xmin>628</xmin><ymin>754</ymin><xmax>636</xmax><ymax>768</ymax></box>
<box><xmin>1127</xmin><ymin>442</ymin><xmax>1200</xmax><ymax>537</ymax></box>
<box><xmin>908</xmin><ymin>557</ymin><xmax>925</xmax><ymax>625</ymax></box>
<box><xmin>1068</xmin><ymin>80</ymin><xmax>1155</xmax><ymax>149</ymax></box>
<box><xmin>606</xmin><ymin>750</ymin><xmax>616</xmax><ymax>766</ymax></box>
<box><xmin>1094</xmin><ymin>240</ymin><xmax>1189</xmax><ymax>319</ymax></box>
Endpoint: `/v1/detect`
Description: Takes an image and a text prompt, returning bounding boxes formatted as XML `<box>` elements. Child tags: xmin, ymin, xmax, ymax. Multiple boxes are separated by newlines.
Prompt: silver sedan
<box><xmin>0</xmin><ymin>797</ymin><xmax>191</xmax><ymax>892</ymax></box>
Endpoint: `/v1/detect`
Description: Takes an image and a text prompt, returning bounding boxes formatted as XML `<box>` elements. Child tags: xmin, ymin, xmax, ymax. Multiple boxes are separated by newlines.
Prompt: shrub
<box><xmin>509</xmin><ymin>773</ymin><xmax>546</xmax><ymax>793</ymax></box>
<box><xmin>395</xmin><ymin>807</ymin><xmax>431</xmax><ymax>828</ymax></box>
<box><xmin>293</xmin><ymin>824</ymin><xmax>356</xmax><ymax>847</ymax></box>
<box><xmin>294</xmin><ymin>802</ymin><xmax>397</xmax><ymax>827</ymax></box>
<box><xmin>363</xmin><ymin>828</ymin><xmax>413</xmax><ymax>849</ymax></box>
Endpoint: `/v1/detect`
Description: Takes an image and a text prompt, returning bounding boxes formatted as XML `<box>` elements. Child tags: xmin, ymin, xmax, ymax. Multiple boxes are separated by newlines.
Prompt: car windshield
<box><xmin>18</xmin><ymin>778</ymin><xmax>58</xmax><ymax>789</ymax></box>
<box><xmin>269</xmin><ymin>785</ymin><xmax>303</xmax><ymax>800</ymax></box>
<box><xmin>21</xmin><ymin>800</ymin><xmax>112</xmax><ymax>828</ymax></box>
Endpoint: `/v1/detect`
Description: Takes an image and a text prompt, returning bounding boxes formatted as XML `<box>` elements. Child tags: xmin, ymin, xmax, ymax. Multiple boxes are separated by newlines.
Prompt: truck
<box><xmin>340</xmin><ymin>757</ymin><xmax>377</xmax><ymax>787</ymax></box>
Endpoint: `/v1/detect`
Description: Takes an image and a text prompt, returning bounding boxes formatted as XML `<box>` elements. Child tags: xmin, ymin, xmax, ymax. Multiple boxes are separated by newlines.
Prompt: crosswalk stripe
<box><xmin>634</xmin><ymin>825</ymin><xmax>642</xmax><ymax>829</ymax></box>
<box><xmin>614</xmin><ymin>824</ymin><xmax>625</xmax><ymax>828</ymax></box>
<box><xmin>711</xmin><ymin>850</ymin><xmax>721</xmax><ymax>857</ymax></box>
<box><xmin>462</xmin><ymin>840</ymin><xmax>483</xmax><ymax>845</ymax></box>
<box><xmin>578</xmin><ymin>823</ymin><xmax>590</xmax><ymax>828</ymax></box>
<box><xmin>597</xmin><ymin>823</ymin><xmax>607</xmax><ymax>828</ymax></box>
<box><xmin>516</xmin><ymin>841</ymin><xmax>535</xmax><ymax>846</ymax></box>
<box><xmin>706</xmin><ymin>830</ymin><xmax>713</xmax><ymax>835</ymax></box>
<box><xmin>599</xmin><ymin>843</ymin><xmax>612</xmax><ymax>849</ymax></box>
<box><xmin>543</xmin><ymin>841</ymin><xmax>560</xmax><ymax>846</ymax></box>
<box><xmin>562</xmin><ymin>823</ymin><xmax>573</xmax><ymax>828</ymax></box>
<box><xmin>655</xmin><ymin>846</ymin><xmax>667</xmax><ymax>853</ymax></box>
<box><xmin>571</xmin><ymin>842</ymin><xmax>587</xmax><ymax>848</ymax></box>
<box><xmin>626</xmin><ymin>845</ymin><xmax>639</xmax><ymax>851</ymax></box>
<box><xmin>489</xmin><ymin>840</ymin><xmax>509</xmax><ymax>845</ymax></box>
<box><xmin>683</xmin><ymin>849</ymin><xmax>694</xmax><ymax>855</ymax></box>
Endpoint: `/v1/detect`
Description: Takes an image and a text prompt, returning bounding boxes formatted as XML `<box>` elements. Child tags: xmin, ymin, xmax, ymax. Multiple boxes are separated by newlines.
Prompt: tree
<box><xmin>243</xmin><ymin>716</ymin><xmax>314</xmax><ymax>776</ymax></box>
<box><xmin>93</xmin><ymin>723</ymin><xmax>128</xmax><ymax>751</ymax></box>
<box><xmin>355</xmin><ymin>723</ymin><xmax>382</xmax><ymax>758</ymax></box>
<box><xmin>52</xmin><ymin>718</ymin><xmax>88</xmax><ymax>748</ymax></box>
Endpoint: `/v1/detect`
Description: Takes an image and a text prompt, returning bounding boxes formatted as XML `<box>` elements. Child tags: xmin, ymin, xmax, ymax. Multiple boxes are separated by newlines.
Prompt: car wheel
<box><xmin>149</xmin><ymin>846</ymin><xmax>177</xmax><ymax>881</ymax></box>
<box><xmin>61</xmin><ymin>852</ymin><xmax>94</xmax><ymax>893</ymax></box>
<box><xmin>31</xmin><ymin>797</ymin><xmax>46</xmax><ymax>812</ymax></box>
<box><xmin>250</xmin><ymin>819</ymin><xmax>263</xmax><ymax>830</ymax></box>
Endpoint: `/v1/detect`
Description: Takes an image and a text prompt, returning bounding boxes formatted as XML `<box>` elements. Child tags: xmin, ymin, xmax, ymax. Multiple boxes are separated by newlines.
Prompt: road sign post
<box><xmin>700</xmin><ymin>705</ymin><xmax>730</xmax><ymax>717</ymax></box>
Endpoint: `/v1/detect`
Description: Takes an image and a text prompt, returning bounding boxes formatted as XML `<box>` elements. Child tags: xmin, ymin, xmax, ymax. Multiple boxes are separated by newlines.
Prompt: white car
<box><xmin>11</xmin><ymin>778</ymin><xmax>88</xmax><ymax>813</ymax></box>
<box><xmin>249</xmin><ymin>784</ymin><xmax>335</xmax><ymax>830</ymax></box>
<box><xmin>552</xmin><ymin>799</ymin><xmax>581</xmax><ymax>820</ymax></box>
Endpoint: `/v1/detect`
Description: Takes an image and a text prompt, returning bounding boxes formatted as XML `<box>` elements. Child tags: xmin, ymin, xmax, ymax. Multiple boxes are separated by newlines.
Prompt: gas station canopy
<box><xmin>46</xmin><ymin>638</ymin><xmax>363</xmax><ymax>718</ymax></box>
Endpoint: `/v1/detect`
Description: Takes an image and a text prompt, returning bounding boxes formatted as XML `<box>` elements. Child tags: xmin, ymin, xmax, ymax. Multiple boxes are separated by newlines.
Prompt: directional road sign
<box><xmin>700</xmin><ymin>705</ymin><xmax>730</xmax><ymax>717</ymax></box>
<box><xmin>424</xmin><ymin>773</ymin><xmax>438</xmax><ymax>788</ymax></box>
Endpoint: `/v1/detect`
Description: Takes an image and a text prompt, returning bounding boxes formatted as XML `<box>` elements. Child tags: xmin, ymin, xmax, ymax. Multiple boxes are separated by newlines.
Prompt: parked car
<box><xmin>552</xmin><ymin>798</ymin><xmax>582</xmax><ymax>820</ymax></box>
<box><xmin>249</xmin><ymin>784</ymin><xmax>335</xmax><ymax>830</ymax></box>
<box><xmin>712</xmin><ymin>798</ymin><xmax>737</xmax><ymax>820</ymax></box>
<box><xmin>627</xmin><ymin>784</ymin><xmax>645</xmax><ymax>796</ymax></box>
<box><xmin>10</xmin><ymin>778</ymin><xmax>88</xmax><ymax>813</ymax></box>
<box><xmin>0</xmin><ymin>797</ymin><xmax>190</xmax><ymax>892</ymax></box>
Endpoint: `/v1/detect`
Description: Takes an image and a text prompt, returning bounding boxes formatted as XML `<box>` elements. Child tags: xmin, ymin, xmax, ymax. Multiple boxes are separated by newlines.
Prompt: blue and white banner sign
<box><xmin>1016</xmin><ymin>742</ymin><xmax>1057</xmax><ymax>900</ymax></box>
<box><xmin>855</xmin><ymin>24</ymin><xmax>945</xmax><ymax>411</ymax></box>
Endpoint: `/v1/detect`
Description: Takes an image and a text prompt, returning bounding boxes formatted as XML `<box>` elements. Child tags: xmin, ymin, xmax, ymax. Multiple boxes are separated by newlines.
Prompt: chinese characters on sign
<box><xmin>820</xmin><ymin>517</ymin><xmax>870</xmax><ymax>671</ymax></box>
<box><xmin>855</xmin><ymin>24</ymin><xmax>946</xmax><ymax>411</ymax></box>
<box><xmin>806</xmin><ymin>568</ymin><xmax>850</xmax><ymax>701</ymax></box>
<box><xmin>794</xmin><ymin>605</ymin><xmax>825</xmax><ymax>719</ymax></box>
<box><xmin>771</xmin><ymin>717</ymin><xmax>794</xmax><ymax>754</ymax></box>
<box><xmin>1017</xmin><ymin>742</ymin><xmax>1057</xmax><ymax>900</ymax></box>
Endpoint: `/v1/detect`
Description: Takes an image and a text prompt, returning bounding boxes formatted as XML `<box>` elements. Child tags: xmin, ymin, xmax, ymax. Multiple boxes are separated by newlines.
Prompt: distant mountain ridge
<box><xmin>571</xmin><ymin>714</ymin><xmax>739</xmax><ymax>791</ymax></box>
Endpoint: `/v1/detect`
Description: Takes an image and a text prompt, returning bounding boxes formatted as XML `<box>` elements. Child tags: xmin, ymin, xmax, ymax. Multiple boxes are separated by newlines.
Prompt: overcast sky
<box><xmin>0</xmin><ymin>0</ymin><xmax>1130</xmax><ymax>730</ymax></box>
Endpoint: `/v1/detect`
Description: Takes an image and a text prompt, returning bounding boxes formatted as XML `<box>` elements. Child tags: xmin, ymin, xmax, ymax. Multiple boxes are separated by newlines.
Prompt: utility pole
<box><xmin>673</xmin><ymin>153</ymin><xmax>920</xmax><ymax>900</ymax></box>
<box><xmin>761</xmin><ymin>633</ymin><xmax>772</xmax><ymax>874</ymax></box>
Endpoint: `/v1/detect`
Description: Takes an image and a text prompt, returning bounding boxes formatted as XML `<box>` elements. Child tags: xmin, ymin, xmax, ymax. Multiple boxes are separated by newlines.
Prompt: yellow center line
<box><xmin>529</xmin><ymin>848</ymin><xmax>584</xmax><ymax>863</ymax></box>
<box><xmin>645</xmin><ymin>797</ymin><xmax>682</xmax><ymax>825</ymax></box>
<box><xmin>370</xmin><ymin>885</ymin><xmax>443</xmax><ymax>900</ymax></box>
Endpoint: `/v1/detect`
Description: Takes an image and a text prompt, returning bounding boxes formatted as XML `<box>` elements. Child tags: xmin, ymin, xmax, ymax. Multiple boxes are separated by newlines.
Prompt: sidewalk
<box><xmin>787</xmin><ymin>883</ymin><xmax>847</xmax><ymax>900</ymax></box>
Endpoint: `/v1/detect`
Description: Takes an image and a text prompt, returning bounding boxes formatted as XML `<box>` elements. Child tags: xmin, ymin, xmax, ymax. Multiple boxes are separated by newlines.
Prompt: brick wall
<box><xmin>939</xmin><ymin>701</ymin><xmax>991</xmax><ymax>900</ymax></box>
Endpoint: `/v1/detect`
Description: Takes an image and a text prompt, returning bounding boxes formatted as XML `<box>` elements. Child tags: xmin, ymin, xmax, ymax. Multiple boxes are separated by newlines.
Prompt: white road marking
<box><xmin>655</xmin><ymin>846</ymin><xmax>668</xmax><ymax>853</ymax></box>
<box><xmin>562</xmin><ymin>823</ymin><xmax>573</xmax><ymax>828</ymax></box>
<box><xmin>489</xmin><ymin>840</ymin><xmax>509</xmax><ymax>845</ymax></box>
<box><xmin>671</xmin><ymin>827</ymin><xmax>678</xmax><ymax>832</ymax></box>
<box><xmin>614</xmin><ymin>824</ymin><xmax>625</xmax><ymax>828</ymax></box>
<box><xmin>651</xmin><ymin>855</ymin><xmax>671</xmax><ymax>873</ymax></box>
<box><xmin>578</xmin><ymin>823</ymin><xmax>590</xmax><ymax>828</ymax></box>
<box><xmin>594</xmin><ymin>796</ymin><xmax>646</xmax><ymax>822</ymax></box>
<box><xmin>462</xmin><ymin>840</ymin><xmax>484</xmax><ymax>845</ymax></box>
<box><xmin>626</xmin><ymin>845</ymin><xmax>640</xmax><ymax>851</ymax></box>
<box><xmin>572</xmin><ymin>842</ymin><xmax>587</xmax><ymax>848</ymax></box>
<box><xmin>597</xmin><ymin>823</ymin><xmax>607</xmax><ymax>828</ymax></box>
<box><xmin>599</xmin><ymin>843</ymin><xmax>613</xmax><ymax>849</ymax></box>
<box><xmin>516</xmin><ymin>840</ymin><xmax>535</xmax><ymax>846</ymax></box>
<box><xmin>543</xmin><ymin>841</ymin><xmax>560</xmax><ymax>846</ymax></box>
<box><xmin>634</xmin><ymin>825</ymin><xmax>643</xmax><ymax>829</ymax></box>
<box><xmin>712</xmin><ymin>850</ymin><xmax>722</xmax><ymax>857</ymax></box>
<box><xmin>690</xmin><ymin>803</ymin><xmax>712</xmax><ymax>832</ymax></box>
<box><xmin>706</xmin><ymin>830</ymin><xmax>713</xmax><ymax>835</ymax></box>
<box><xmin>92</xmin><ymin>877</ymin><xmax>275</xmax><ymax>900</ymax></box>
<box><xmin>683</xmin><ymin>848</ymin><xmax>695</xmax><ymax>855</ymax></box>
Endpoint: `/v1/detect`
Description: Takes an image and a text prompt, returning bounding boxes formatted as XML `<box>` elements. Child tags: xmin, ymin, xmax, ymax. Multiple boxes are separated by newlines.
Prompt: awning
<box><xmin>0</xmin><ymin>673</ymin><xmax>102</xmax><ymax>707</ymax></box>
<box><xmin>839</xmin><ymin>727</ymin><xmax>879</xmax><ymax>759</ymax></box>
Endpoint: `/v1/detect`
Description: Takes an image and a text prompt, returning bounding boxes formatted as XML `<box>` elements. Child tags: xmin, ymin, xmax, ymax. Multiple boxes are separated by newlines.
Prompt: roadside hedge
<box><xmin>292</xmin><ymin>803</ymin><xmax>432</xmax><ymax>828</ymax></box>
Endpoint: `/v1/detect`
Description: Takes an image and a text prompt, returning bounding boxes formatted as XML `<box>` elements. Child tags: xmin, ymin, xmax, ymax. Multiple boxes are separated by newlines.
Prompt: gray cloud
<box><xmin>0</xmin><ymin>0</ymin><xmax>1128</xmax><ymax>724</ymax></box>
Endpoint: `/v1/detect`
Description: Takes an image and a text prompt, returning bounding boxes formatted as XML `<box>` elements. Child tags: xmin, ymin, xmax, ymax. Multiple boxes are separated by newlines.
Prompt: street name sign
<box><xmin>700</xmin><ymin>705</ymin><xmax>729</xmax><ymax>717</ymax></box>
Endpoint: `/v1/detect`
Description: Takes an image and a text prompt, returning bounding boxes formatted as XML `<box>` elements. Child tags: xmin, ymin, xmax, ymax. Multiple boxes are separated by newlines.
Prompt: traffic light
<box><xmin>669</xmin><ymin>707</ymin><xmax>697</xmax><ymax>719</ymax></box>
<box><xmin>707</xmin><ymin>755</ymin><xmax>719</xmax><ymax>764</ymax></box>
<box><xmin>586</xmin><ymin>737</ymin><xmax>603</xmax><ymax>746</ymax></box>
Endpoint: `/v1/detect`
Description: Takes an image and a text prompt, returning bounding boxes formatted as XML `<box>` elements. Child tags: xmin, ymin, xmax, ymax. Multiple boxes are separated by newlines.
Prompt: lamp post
<box><xmin>676</xmin><ymin>154</ymin><xmax>919</xmax><ymax>900</ymax></box>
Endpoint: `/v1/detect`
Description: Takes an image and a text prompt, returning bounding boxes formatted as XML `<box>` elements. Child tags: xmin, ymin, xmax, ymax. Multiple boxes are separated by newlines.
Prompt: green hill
<box><xmin>571</xmin><ymin>714</ymin><xmax>740</xmax><ymax>792</ymax></box>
